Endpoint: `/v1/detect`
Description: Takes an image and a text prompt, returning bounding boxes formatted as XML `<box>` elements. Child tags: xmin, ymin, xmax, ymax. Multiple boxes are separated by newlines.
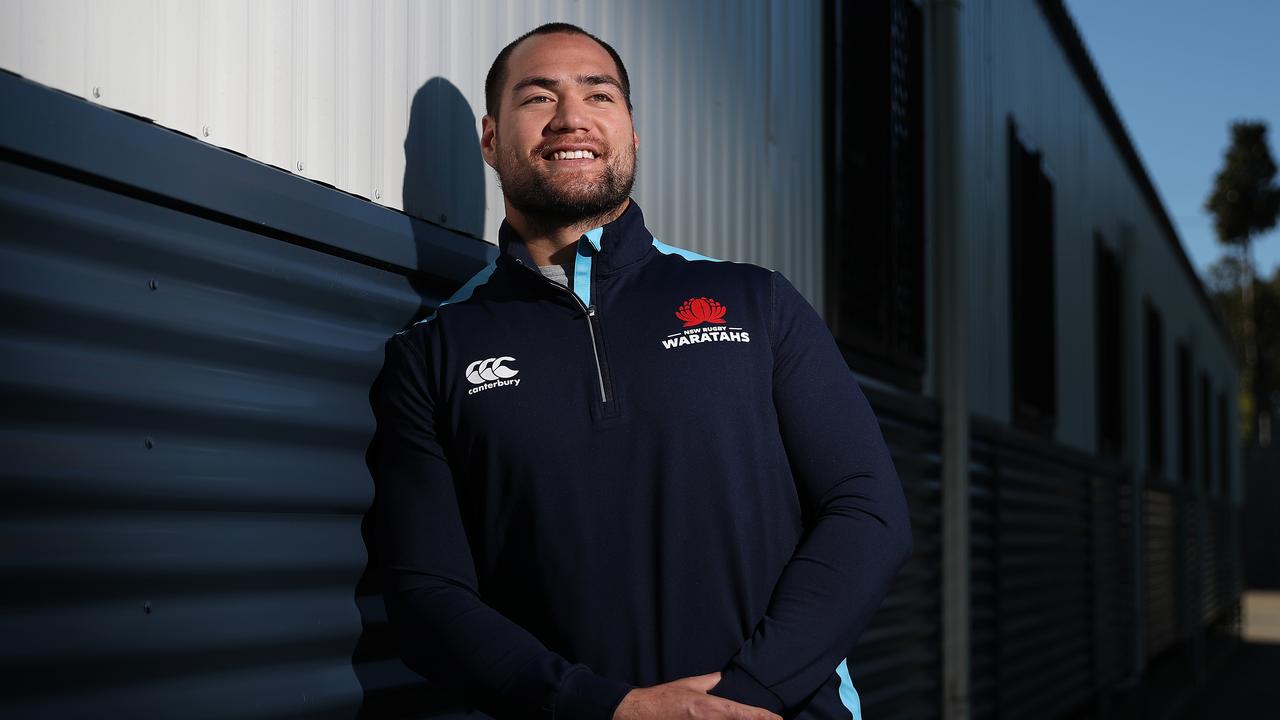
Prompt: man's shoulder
<box><xmin>389</xmin><ymin>259</ymin><xmax>503</xmax><ymax>345</ymax></box>
<box><xmin>646</xmin><ymin>238</ymin><xmax>775</xmax><ymax>283</ymax></box>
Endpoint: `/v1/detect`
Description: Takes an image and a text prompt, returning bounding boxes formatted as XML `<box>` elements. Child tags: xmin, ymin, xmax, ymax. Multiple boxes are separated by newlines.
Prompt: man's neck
<box><xmin>503</xmin><ymin>199</ymin><xmax>630</xmax><ymax>266</ymax></box>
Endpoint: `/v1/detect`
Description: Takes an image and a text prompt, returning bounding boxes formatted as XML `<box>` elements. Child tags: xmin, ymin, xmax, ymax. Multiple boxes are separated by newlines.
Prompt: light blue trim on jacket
<box><xmin>411</xmin><ymin>261</ymin><xmax>497</xmax><ymax>327</ymax></box>
<box><xmin>573</xmin><ymin>230</ymin><xmax>602</xmax><ymax>307</ymax></box>
<box><xmin>650</xmin><ymin>236</ymin><xmax>725</xmax><ymax>262</ymax></box>
<box><xmin>836</xmin><ymin>658</ymin><xmax>862</xmax><ymax>720</ymax></box>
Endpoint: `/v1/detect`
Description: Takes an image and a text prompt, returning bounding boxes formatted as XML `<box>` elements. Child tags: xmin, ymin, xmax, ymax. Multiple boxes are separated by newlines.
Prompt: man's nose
<box><xmin>548</xmin><ymin>95</ymin><xmax>590</xmax><ymax>133</ymax></box>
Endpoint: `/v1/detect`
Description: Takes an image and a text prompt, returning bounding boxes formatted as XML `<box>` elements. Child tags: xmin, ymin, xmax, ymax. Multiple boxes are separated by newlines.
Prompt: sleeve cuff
<box><xmin>708</xmin><ymin>664</ymin><xmax>785</xmax><ymax>713</ymax></box>
<box><xmin>553</xmin><ymin>665</ymin><xmax>635</xmax><ymax>720</ymax></box>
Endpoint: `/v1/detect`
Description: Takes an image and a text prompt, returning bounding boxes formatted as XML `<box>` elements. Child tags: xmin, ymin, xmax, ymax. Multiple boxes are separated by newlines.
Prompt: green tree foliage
<box><xmin>1205</xmin><ymin>121</ymin><xmax>1280</xmax><ymax>444</ymax></box>
<box><xmin>1206</xmin><ymin>122</ymin><xmax>1280</xmax><ymax>248</ymax></box>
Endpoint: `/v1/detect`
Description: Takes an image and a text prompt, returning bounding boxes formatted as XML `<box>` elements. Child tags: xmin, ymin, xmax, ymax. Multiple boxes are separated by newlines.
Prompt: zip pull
<box><xmin>587</xmin><ymin>305</ymin><xmax>597</xmax><ymax>317</ymax></box>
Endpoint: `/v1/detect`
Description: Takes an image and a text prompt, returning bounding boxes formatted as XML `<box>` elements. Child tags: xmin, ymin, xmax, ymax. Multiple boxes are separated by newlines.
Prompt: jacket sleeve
<box><xmin>370</xmin><ymin>332</ymin><xmax>633</xmax><ymax>720</ymax></box>
<box><xmin>708</xmin><ymin>272</ymin><xmax>913</xmax><ymax>713</ymax></box>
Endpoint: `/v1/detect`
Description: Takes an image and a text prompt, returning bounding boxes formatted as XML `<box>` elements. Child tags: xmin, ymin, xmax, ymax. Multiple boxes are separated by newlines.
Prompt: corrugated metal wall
<box><xmin>0</xmin><ymin>0</ymin><xmax>826</xmax><ymax>307</ymax></box>
<box><xmin>1091</xmin><ymin>472</ymin><xmax>1136</xmax><ymax>692</ymax></box>
<box><xmin>0</xmin><ymin>70</ymin><xmax>491</xmax><ymax>719</ymax></box>
<box><xmin>969</xmin><ymin>426</ymin><xmax>1092</xmax><ymax>719</ymax></box>
<box><xmin>1143</xmin><ymin>487</ymin><xmax>1179</xmax><ymax>657</ymax></box>
<box><xmin>850</xmin><ymin>389</ymin><xmax>943</xmax><ymax>720</ymax></box>
<box><xmin>968</xmin><ymin>419</ymin><xmax>1135</xmax><ymax>720</ymax></box>
<box><xmin>951</xmin><ymin>4</ymin><xmax>1246</xmax><ymax>708</ymax></box>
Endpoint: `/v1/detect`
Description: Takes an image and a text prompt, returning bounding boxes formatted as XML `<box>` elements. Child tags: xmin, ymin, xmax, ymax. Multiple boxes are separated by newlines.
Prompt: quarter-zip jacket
<box><xmin>371</xmin><ymin>201</ymin><xmax>912</xmax><ymax>720</ymax></box>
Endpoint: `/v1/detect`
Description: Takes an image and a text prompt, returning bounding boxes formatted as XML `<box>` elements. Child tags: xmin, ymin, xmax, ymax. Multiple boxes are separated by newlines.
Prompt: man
<box><xmin>371</xmin><ymin>22</ymin><xmax>912</xmax><ymax>720</ymax></box>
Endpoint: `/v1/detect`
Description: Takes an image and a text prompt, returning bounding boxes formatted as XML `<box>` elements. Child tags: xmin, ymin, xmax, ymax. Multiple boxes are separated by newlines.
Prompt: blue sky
<box><xmin>1064</xmin><ymin>0</ymin><xmax>1280</xmax><ymax>281</ymax></box>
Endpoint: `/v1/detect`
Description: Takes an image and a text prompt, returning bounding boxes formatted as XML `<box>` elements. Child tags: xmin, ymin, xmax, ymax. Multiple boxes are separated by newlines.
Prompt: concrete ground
<box><xmin>1177</xmin><ymin>591</ymin><xmax>1280</xmax><ymax>719</ymax></box>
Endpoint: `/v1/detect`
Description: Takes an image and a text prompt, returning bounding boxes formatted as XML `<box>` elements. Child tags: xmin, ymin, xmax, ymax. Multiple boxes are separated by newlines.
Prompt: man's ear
<box><xmin>480</xmin><ymin>115</ymin><xmax>498</xmax><ymax>169</ymax></box>
<box><xmin>633</xmin><ymin>128</ymin><xmax>640</xmax><ymax>152</ymax></box>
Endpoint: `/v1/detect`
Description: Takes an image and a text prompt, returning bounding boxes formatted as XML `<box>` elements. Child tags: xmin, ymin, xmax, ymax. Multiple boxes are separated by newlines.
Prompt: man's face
<box><xmin>481</xmin><ymin>33</ymin><xmax>639</xmax><ymax>224</ymax></box>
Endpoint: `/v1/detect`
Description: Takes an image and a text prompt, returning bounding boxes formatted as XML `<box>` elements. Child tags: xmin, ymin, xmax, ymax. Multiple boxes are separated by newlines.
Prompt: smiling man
<box><xmin>371</xmin><ymin>22</ymin><xmax>912</xmax><ymax>720</ymax></box>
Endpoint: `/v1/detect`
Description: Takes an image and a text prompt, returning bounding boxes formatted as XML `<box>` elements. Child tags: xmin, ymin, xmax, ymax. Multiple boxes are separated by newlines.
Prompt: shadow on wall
<box><xmin>355</xmin><ymin>76</ymin><xmax>493</xmax><ymax>719</ymax></box>
<box><xmin>405</xmin><ymin>77</ymin><xmax>488</xmax><ymax>241</ymax></box>
<box><xmin>405</xmin><ymin>75</ymin><xmax>489</xmax><ymax>323</ymax></box>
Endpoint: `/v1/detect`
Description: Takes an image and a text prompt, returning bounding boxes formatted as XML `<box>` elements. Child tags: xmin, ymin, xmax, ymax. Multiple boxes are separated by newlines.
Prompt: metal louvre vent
<box><xmin>969</xmin><ymin>422</ymin><xmax>1128</xmax><ymax>720</ymax></box>
<box><xmin>1143</xmin><ymin>487</ymin><xmax>1178</xmax><ymax>658</ymax></box>
<box><xmin>849</xmin><ymin>389</ymin><xmax>942</xmax><ymax>719</ymax></box>
<box><xmin>1091</xmin><ymin>471</ymin><xmax>1135</xmax><ymax>689</ymax></box>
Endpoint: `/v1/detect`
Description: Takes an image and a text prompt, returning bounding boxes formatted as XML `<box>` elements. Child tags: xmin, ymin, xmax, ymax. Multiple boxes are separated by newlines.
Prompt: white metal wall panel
<box><xmin>0</xmin><ymin>0</ymin><xmax>825</xmax><ymax>307</ymax></box>
<box><xmin>954</xmin><ymin>0</ymin><xmax>1238</xmax><ymax>480</ymax></box>
<box><xmin>155</xmin><ymin>1</ymin><xmax>199</xmax><ymax>136</ymax></box>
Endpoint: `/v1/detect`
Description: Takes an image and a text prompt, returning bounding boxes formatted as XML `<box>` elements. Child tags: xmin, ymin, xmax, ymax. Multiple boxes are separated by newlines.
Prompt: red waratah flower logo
<box><xmin>675</xmin><ymin>297</ymin><xmax>728</xmax><ymax>327</ymax></box>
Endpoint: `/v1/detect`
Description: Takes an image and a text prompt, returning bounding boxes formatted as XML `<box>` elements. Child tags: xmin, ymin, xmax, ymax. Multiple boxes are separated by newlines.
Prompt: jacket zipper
<box><xmin>516</xmin><ymin>260</ymin><xmax>610</xmax><ymax>404</ymax></box>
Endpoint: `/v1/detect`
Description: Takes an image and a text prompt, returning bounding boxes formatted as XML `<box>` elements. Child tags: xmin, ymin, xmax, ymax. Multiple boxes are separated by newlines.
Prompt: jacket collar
<box><xmin>496</xmin><ymin>199</ymin><xmax>652</xmax><ymax>275</ymax></box>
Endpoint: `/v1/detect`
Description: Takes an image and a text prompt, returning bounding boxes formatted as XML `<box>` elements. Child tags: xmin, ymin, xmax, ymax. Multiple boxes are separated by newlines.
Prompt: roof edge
<box><xmin>1035</xmin><ymin>0</ymin><xmax>1238</xmax><ymax>364</ymax></box>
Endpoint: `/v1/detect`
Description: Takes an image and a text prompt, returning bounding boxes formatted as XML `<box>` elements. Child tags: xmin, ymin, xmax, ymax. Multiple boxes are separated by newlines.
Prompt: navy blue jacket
<box><xmin>371</xmin><ymin>201</ymin><xmax>911</xmax><ymax>719</ymax></box>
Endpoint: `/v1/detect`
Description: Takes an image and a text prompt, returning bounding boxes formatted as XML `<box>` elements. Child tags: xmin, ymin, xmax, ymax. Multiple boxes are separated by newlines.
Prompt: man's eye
<box><xmin>591</xmin><ymin>93</ymin><xmax>613</xmax><ymax>102</ymax></box>
<box><xmin>524</xmin><ymin>96</ymin><xmax>552</xmax><ymax>104</ymax></box>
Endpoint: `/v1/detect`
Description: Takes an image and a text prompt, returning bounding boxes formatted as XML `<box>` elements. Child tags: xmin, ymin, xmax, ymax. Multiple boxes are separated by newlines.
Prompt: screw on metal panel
<box><xmin>374</xmin><ymin>189</ymin><xmax>382</xmax><ymax>199</ymax></box>
<box><xmin>92</xmin><ymin>86</ymin><xmax>101</xmax><ymax>98</ymax></box>
<box><xmin>144</xmin><ymin>437</ymin><xmax>154</xmax><ymax>449</ymax></box>
<box><xmin>202</xmin><ymin>125</ymin><xmax>210</xmax><ymax>137</ymax></box>
<box><xmin>147</xmin><ymin>279</ymin><xmax>158</xmax><ymax>291</ymax></box>
<box><xmin>296</xmin><ymin>161</ymin><xmax>304</xmax><ymax>172</ymax></box>
<box><xmin>143</xmin><ymin>601</ymin><xmax>152</xmax><ymax>614</ymax></box>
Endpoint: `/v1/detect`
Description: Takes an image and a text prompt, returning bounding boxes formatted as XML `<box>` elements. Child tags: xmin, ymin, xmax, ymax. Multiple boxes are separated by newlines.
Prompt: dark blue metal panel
<box><xmin>968</xmin><ymin>421</ymin><xmax>1130</xmax><ymax>720</ymax></box>
<box><xmin>850</xmin><ymin>389</ymin><xmax>943</xmax><ymax>720</ymax></box>
<box><xmin>0</xmin><ymin>71</ymin><xmax>492</xmax><ymax>718</ymax></box>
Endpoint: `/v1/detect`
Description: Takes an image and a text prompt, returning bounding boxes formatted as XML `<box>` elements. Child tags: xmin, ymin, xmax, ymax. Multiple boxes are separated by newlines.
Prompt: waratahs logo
<box><xmin>675</xmin><ymin>296</ymin><xmax>728</xmax><ymax>327</ymax></box>
<box><xmin>465</xmin><ymin>356</ymin><xmax>522</xmax><ymax>395</ymax></box>
<box><xmin>662</xmin><ymin>297</ymin><xmax>751</xmax><ymax>350</ymax></box>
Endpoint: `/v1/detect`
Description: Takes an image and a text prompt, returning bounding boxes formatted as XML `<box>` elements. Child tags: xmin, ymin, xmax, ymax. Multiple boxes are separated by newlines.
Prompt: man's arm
<box><xmin>708</xmin><ymin>272</ymin><xmax>914</xmax><ymax>713</ymax></box>
<box><xmin>371</xmin><ymin>333</ymin><xmax>632</xmax><ymax>720</ymax></box>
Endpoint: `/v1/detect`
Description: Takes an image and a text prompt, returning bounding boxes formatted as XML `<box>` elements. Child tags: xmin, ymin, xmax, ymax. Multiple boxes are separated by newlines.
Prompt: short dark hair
<box><xmin>484</xmin><ymin>22</ymin><xmax>633</xmax><ymax>118</ymax></box>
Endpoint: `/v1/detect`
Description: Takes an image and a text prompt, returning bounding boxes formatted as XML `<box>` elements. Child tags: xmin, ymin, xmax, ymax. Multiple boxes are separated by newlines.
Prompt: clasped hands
<box><xmin>613</xmin><ymin>672</ymin><xmax>781</xmax><ymax>720</ymax></box>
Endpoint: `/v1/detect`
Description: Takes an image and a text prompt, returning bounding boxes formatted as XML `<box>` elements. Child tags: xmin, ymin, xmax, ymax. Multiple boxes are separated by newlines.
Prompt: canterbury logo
<box><xmin>675</xmin><ymin>297</ymin><xmax>728</xmax><ymax>327</ymax></box>
<box><xmin>466</xmin><ymin>356</ymin><xmax>519</xmax><ymax>384</ymax></box>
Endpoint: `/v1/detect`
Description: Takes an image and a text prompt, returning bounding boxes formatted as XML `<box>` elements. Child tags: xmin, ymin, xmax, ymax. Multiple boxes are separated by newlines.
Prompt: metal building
<box><xmin>0</xmin><ymin>1</ymin><xmax>1242</xmax><ymax>718</ymax></box>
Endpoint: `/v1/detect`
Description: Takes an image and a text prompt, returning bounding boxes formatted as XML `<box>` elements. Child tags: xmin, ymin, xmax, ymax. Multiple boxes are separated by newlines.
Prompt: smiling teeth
<box><xmin>552</xmin><ymin>150</ymin><xmax>596</xmax><ymax>160</ymax></box>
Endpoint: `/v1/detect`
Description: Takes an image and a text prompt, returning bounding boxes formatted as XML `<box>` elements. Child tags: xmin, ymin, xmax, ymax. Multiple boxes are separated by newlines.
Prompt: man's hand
<box><xmin>612</xmin><ymin>672</ymin><xmax>782</xmax><ymax>720</ymax></box>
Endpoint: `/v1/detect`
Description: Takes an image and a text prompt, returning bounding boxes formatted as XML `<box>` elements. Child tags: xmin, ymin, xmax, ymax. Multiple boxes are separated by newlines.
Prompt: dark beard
<box><xmin>497</xmin><ymin>149</ymin><xmax>637</xmax><ymax>229</ymax></box>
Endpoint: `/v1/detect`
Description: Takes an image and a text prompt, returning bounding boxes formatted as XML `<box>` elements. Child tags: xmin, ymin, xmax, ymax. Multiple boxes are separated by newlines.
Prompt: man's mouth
<box><xmin>541</xmin><ymin>147</ymin><xmax>600</xmax><ymax>162</ymax></box>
